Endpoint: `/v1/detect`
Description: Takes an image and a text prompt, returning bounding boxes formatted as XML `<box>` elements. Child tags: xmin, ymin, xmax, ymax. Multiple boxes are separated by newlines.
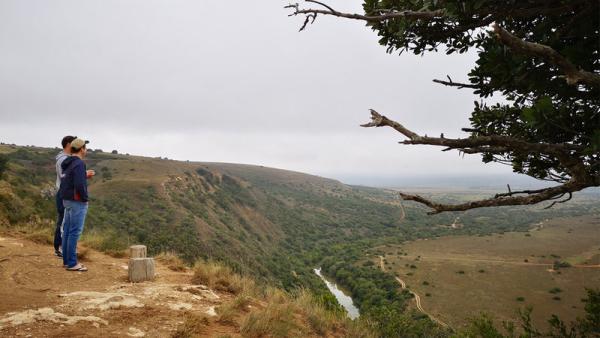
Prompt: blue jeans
<box><xmin>62</xmin><ymin>200</ymin><xmax>88</xmax><ymax>268</ymax></box>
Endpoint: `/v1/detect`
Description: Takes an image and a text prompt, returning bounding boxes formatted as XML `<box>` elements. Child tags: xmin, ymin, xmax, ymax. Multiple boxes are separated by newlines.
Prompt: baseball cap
<box><xmin>71</xmin><ymin>138</ymin><xmax>89</xmax><ymax>150</ymax></box>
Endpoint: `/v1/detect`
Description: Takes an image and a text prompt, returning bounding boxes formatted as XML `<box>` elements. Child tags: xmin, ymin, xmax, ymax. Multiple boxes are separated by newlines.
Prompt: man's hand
<box><xmin>86</xmin><ymin>169</ymin><xmax>96</xmax><ymax>179</ymax></box>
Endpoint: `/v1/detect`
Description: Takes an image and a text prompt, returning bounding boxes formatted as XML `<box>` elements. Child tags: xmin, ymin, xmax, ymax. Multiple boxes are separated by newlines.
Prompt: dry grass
<box><xmin>380</xmin><ymin>215</ymin><xmax>600</xmax><ymax>329</ymax></box>
<box><xmin>77</xmin><ymin>247</ymin><xmax>91</xmax><ymax>262</ymax></box>
<box><xmin>192</xmin><ymin>259</ymin><xmax>255</xmax><ymax>295</ymax></box>
<box><xmin>191</xmin><ymin>260</ymin><xmax>373</xmax><ymax>338</ymax></box>
<box><xmin>239</xmin><ymin>287</ymin><xmax>374</xmax><ymax>338</ymax></box>
<box><xmin>171</xmin><ymin>313</ymin><xmax>210</xmax><ymax>338</ymax></box>
<box><xmin>240</xmin><ymin>301</ymin><xmax>302</xmax><ymax>338</ymax></box>
<box><xmin>24</xmin><ymin>229</ymin><xmax>53</xmax><ymax>245</ymax></box>
<box><xmin>80</xmin><ymin>231</ymin><xmax>127</xmax><ymax>258</ymax></box>
<box><xmin>156</xmin><ymin>252</ymin><xmax>188</xmax><ymax>271</ymax></box>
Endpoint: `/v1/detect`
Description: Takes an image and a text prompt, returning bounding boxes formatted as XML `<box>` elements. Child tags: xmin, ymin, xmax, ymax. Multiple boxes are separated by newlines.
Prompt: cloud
<box><xmin>0</xmin><ymin>0</ymin><xmax>518</xmax><ymax>184</ymax></box>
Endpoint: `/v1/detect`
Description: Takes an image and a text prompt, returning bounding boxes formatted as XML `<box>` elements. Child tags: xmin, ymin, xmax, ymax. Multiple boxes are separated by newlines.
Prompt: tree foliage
<box><xmin>288</xmin><ymin>0</ymin><xmax>600</xmax><ymax>213</ymax></box>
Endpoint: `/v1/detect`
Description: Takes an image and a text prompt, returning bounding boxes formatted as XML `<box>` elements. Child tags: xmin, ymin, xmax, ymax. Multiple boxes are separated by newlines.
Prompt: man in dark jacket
<box><xmin>60</xmin><ymin>138</ymin><xmax>91</xmax><ymax>271</ymax></box>
<box><xmin>54</xmin><ymin>135</ymin><xmax>75</xmax><ymax>257</ymax></box>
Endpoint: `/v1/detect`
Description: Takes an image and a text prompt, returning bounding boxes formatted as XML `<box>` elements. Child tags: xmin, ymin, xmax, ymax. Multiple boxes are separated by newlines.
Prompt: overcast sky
<box><xmin>0</xmin><ymin>0</ymin><xmax>529</xmax><ymax>186</ymax></box>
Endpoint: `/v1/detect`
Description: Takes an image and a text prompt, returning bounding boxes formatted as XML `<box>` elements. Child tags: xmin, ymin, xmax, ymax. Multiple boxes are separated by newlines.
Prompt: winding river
<box><xmin>314</xmin><ymin>268</ymin><xmax>360</xmax><ymax>319</ymax></box>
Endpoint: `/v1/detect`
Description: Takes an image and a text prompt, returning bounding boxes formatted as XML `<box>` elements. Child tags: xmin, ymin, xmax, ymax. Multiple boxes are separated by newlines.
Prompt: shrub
<box><xmin>156</xmin><ymin>252</ymin><xmax>187</xmax><ymax>272</ymax></box>
<box><xmin>192</xmin><ymin>259</ymin><xmax>254</xmax><ymax>295</ymax></box>
<box><xmin>516</xmin><ymin>297</ymin><xmax>525</xmax><ymax>302</ymax></box>
<box><xmin>0</xmin><ymin>154</ymin><xmax>8</xmax><ymax>178</ymax></box>
<box><xmin>549</xmin><ymin>287</ymin><xmax>562</xmax><ymax>294</ymax></box>
<box><xmin>171</xmin><ymin>313</ymin><xmax>210</xmax><ymax>338</ymax></box>
<box><xmin>457</xmin><ymin>270</ymin><xmax>465</xmax><ymax>274</ymax></box>
<box><xmin>553</xmin><ymin>261</ymin><xmax>572</xmax><ymax>269</ymax></box>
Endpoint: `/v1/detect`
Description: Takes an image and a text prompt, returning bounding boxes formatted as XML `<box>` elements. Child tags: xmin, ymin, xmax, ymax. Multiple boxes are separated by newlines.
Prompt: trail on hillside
<box><xmin>362</xmin><ymin>193</ymin><xmax>406</xmax><ymax>221</ymax></box>
<box><xmin>378</xmin><ymin>256</ymin><xmax>449</xmax><ymax>328</ymax></box>
<box><xmin>401</xmin><ymin>255</ymin><xmax>600</xmax><ymax>268</ymax></box>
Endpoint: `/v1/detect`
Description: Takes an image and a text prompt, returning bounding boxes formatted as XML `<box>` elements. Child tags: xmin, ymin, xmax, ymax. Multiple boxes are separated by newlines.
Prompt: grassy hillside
<box><xmin>1</xmin><ymin>143</ymin><xmax>598</xmax><ymax>337</ymax></box>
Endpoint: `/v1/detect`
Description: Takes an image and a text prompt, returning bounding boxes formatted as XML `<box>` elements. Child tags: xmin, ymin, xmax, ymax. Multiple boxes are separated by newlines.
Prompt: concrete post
<box><xmin>128</xmin><ymin>257</ymin><xmax>155</xmax><ymax>283</ymax></box>
<box><xmin>129</xmin><ymin>245</ymin><xmax>147</xmax><ymax>258</ymax></box>
<box><xmin>128</xmin><ymin>245</ymin><xmax>155</xmax><ymax>282</ymax></box>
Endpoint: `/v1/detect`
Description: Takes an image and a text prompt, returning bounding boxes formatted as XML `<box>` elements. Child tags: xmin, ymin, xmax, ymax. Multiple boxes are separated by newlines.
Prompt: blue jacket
<box><xmin>60</xmin><ymin>156</ymin><xmax>88</xmax><ymax>202</ymax></box>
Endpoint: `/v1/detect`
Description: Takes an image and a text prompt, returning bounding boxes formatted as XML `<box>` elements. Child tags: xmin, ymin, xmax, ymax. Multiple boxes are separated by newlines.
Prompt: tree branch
<box><xmin>433</xmin><ymin>77</ymin><xmax>480</xmax><ymax>89</ymax></box>
<box><xmin>360</xmin><ymin>109</ymin><xmax>596</xmax><ymax>213</ymax></box>
<box><xmin>361</xmin><ymin>109</ymin><xmax>584</xmax><ymax>156</ymax></box>
<box><xmin>286</xmin><ymin>1</ymin><xmax>444</xmax><ymax>24</ymax></box>
<box><xmin>400</xmin><ymin>183</ymin><xmax>582</xmax><ymax>214</ymax></box>
<box><xmin>492</xmin><ymin>23</ymin><xmax>600</xmax><ymax>87</ymax></box>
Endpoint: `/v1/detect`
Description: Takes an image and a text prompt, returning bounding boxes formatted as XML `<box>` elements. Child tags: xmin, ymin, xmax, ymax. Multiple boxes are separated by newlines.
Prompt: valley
<box><xmin>1</xmin><ymin>144</ymin><xmax>599</xmax><ymax>337</ymax></box>
<box><xmin>374</xmin><ymin>215</ymin><xmax>600</xmax><ymax>330</ymax></box>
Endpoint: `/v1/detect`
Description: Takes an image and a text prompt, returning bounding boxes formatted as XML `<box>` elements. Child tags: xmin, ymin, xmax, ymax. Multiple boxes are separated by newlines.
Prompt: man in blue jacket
<box><xmin>60</xmin><ymin>138</ymin><xmax>91</xmax><ymax>271</ymax></box>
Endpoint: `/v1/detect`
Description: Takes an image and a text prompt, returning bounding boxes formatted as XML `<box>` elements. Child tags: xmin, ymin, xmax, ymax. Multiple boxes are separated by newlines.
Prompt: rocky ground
<box><xmin>0</xmin><ymin>234</ymin><xmax>233</xmax><ymax>337</ymax></box>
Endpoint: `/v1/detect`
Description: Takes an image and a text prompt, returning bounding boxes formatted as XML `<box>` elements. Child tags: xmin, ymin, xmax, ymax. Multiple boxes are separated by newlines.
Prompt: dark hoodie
<box><xmin>60</xmin><ymin>156</ymin><xmax>88</xmax><ymax>202</ymax></box>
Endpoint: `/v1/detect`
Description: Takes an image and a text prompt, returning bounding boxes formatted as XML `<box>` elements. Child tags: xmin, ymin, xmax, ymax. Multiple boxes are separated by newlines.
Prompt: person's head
<box><xmin>61</xmin><ymin>135</ymin><xmax>76</xmax><ymax>152</ymax></box>
<box><xmin>70</xmin><ymin>138</ymin><xmax>89</xmax><ymax>158</ymax></box>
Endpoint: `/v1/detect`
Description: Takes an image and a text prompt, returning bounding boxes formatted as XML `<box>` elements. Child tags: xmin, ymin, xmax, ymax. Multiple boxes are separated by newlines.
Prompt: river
<box><xmin>314</xmin><ymin>268</ymin><xmax>360</xmax><ymax>319</ymax></box>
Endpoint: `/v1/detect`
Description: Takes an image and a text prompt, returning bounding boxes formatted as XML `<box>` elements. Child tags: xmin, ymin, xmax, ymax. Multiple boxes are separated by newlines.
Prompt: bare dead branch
<box><xmin>362</xmin><ymin>109</ymin><xmax>584</xmax><ymax>155</ymax></box>
<box><xmin>492</xmin><ymin>23</ymin><xmax>600</xmax><ymax>87</ymax></box>
<box><xmin>360</xmin><ymin>109</ymin><xmax>597</xmax><ymax>213</ymax></box>
<box><xmin>286</xmin><ymin>1</ymin><xmax>444</xmax><ymax>26</ymax></box>
<box><xmin>543</xmin><ymin>192</ymin><xmax>573</xmax><ymax>209</ymax></box>
<box><xmin>401</xmin><ymin>183</ymin><xmax>582</xmax><ymax>214</ymax></box>
<box><xmin>433</xmin><ymin>78</ymin><xmax>480</xmax><ymax>89</ymax></box>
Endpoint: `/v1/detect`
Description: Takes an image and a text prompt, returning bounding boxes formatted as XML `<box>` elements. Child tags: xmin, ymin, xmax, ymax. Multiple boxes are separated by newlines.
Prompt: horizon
<box><xmin>2</xmin><ymin>140</ymin><xmax>580</xmax><ymax>191</ymax></box>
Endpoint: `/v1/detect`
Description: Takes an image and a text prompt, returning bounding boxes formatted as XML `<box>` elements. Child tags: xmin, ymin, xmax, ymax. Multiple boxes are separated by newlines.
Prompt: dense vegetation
<box><xmin>0</xmin><ymin>144</ymin><xmax>598</xmax><ymax>337</ymax></box>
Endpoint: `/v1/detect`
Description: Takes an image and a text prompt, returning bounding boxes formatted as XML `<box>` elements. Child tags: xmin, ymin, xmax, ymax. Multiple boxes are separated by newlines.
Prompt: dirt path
<box><xmin>378</xmin><ymin>256</ymin><xmax>449</xmax><ymax>328</ymax></box>
<box><xmin>401</xmin><ymin>255</ymin><xmax>600</xmax><ymax>269</ymax></box>
<box><xmin>0</xmin><ymin>234</ymin><xmax>232</xmax><ymax>337</ymax></box>
<box><xmin>363</xmin><ymin>194</ymin><xmax>406</xmax><ymax>221</ymax></box>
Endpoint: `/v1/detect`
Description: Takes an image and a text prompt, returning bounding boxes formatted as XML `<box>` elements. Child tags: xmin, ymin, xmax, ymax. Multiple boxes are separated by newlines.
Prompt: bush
<box><xmin>192</xmin><ymin>259</ymin><xmax>254</xmax><ymax>295</ymax></box>
<box><xmin>516</xmin><ymin>297</ymin><xmax>525</xmax><ymax>302</ymax></box>
<box><xmin>171</xmin><ymin>313</ymin><xmax>210</xmax><ymax>338</ymax></box>
<box><xmin>553</xmin><ymin>261</ymin><xmax>572</xmax><ymax>269</ymax></box>
<box><xmin>549</xmin><ymin>287</ymin><xmax>562</xmax><ymax>294</ymax></box>
<box><xmin>0</xmin><ymin>154</ymin><xmax>8</xmax><ymax>178</ymax></box>
<box><xmin>156</xmin><ymin>252</ymin><xmax>187</xmax><ymax>272</ymax></box>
